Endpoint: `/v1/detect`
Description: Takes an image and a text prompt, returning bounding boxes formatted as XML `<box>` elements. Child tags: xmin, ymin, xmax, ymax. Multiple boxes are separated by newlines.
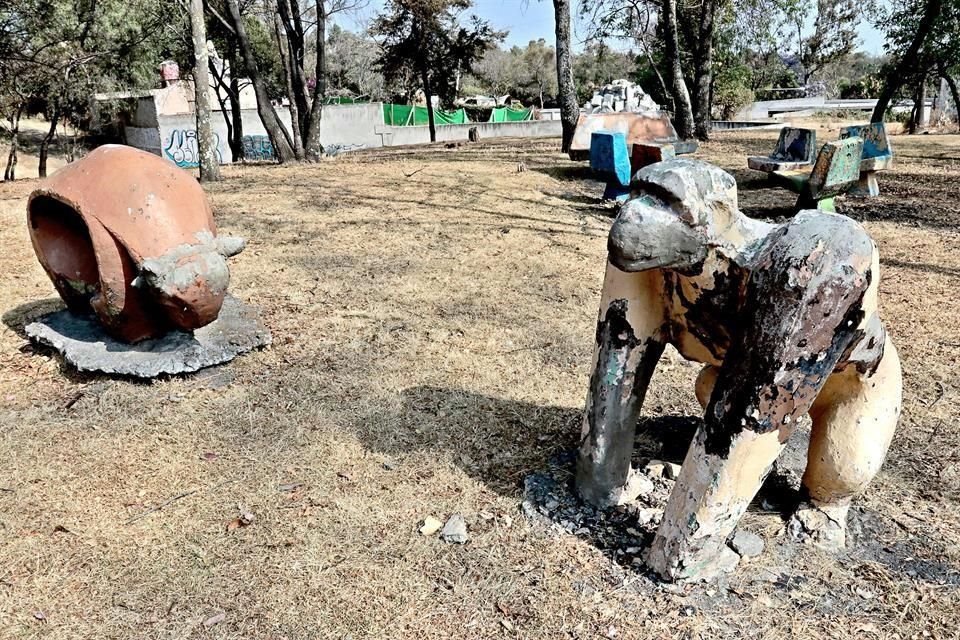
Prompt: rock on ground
<box><xmin>441</xmin><ymin>514</ymin><xmax>469</xmax><ymax>544</ymax></box>
<box><xmin>729</xmin><ymin>530</ymin><xmax>765</xmax><ymax>558</ymax></box>
<box><xmin>419</xmin><ymin>516</ymin><xmax>443</xmax><ymax>536</ymax></box>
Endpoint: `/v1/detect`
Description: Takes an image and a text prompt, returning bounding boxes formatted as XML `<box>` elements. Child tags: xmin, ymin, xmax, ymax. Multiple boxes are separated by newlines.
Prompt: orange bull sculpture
<box><xmin>27</xmin><ymin>145</ymin><xmax>244</xmax><ymax>343</ymax></box>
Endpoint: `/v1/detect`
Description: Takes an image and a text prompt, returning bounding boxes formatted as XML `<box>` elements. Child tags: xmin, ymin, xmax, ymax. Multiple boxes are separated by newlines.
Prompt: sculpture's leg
<box><xmin>647</xmin><ymin>214</ymin><xmax>876</xmax><ymax>581</ymax></box>
<box><xmin>790</xmin><ymin>335</ymin><xmax>902</xmax><ymax>548</ymax></box>
<box><xmin>577</xmin><ymin>263</ymin><xmax>666</xmax><ymax>507</ymax></box>
<box><xmin>850</xmin><ymin>171</ymin><xmax>880</xmax><ymax>197</ymax></box>
<box><xmin>694</xmin><ymin>365</ymin><xmax>719</xmax><ymax>410</ymax></box>
<box><xmin>816</xmin><ymin>197</ymin><xmax>836</xmax><ymax>213</ymax></box>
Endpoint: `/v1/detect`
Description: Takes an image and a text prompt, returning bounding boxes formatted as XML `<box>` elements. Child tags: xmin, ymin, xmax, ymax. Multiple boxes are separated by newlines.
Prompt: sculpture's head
<box><xmin>607</xmin><ymin>158</ymin><xmax>741</xmax><ymax>272</ymax></box>
<box><xmin>27</xmin><ymin>145</ymin><xmax>245</xmax><ymax>343</ymax></box>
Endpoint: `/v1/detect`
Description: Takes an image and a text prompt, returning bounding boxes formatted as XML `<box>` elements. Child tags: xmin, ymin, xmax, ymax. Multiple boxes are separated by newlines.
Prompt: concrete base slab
<box><xmin>25</xmin><ymin>295</ymin><xmax>271</xmax><ymax>378</ymax></box>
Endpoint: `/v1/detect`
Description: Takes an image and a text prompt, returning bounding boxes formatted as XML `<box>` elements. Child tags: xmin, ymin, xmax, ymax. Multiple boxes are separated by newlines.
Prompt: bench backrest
<box><xmin>840</xmin><ymin>122</ymin><xmax>892</xmax><ymax>160</ymax></box>
<box><xmin>808</xmin><ymin>137</ymin><xmax>864</xmax><ymax>197</ymax></box>
<box><xmin>572</xmin><ymin>112</ymin><xmax>678</xmax><ymax>154</ymax></box>
<box><xmin>590</xmin><ymin>131</ymin><xmax>632</xmax><ymax>187</ymax></box>
<box><xmin>772</xmin><ymin>127</ymin><xmax>817</xmax><ymax>163</ymax></box>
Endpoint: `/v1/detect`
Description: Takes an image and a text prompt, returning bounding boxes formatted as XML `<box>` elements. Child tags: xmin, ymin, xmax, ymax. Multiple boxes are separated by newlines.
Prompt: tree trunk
<box><xmin>274</xmin><ymin>13</ymin><xmax>305</xmax><ymax>159</ymax></box>
<box><xmin>691</xmin><ymin>0</ymin><xmax>716</xmax><ymax>140</ymax></box>
<box><xmin>909</xmin><ymin>76</ymin><xmax>926</xmax><ymax>133</ymax></box>
<box><xmin>230</xmin><ymin>76</ymin><xmax>245</xmax><ymax>160</ymax></box>
<box><xmin>662</xmin><ymin>0</ymin><xmax>695</xmax><ymax>139</ymax></box>
<box><xmin>552</xmin><ymin>0</ymin><xmax>579</xmax><ymax>153</ymax></box>
<box><xmin>209</xmin><ymin>58</ymin><xmax>238</xmax><ymax>161</ymax></box>
<box><xmin>421</xmin><ymin>69</ymin><xmax>437</xmax><ymax>143</ymax></box>
<box><xmin>224</xmin><ymin>0</ymin><xmax>297</xmax><ymax>162</ymax></box>
<box><xmin>191</xmin><ymin>0</ymin><xmax>222</xmax><ymax>181</ymax></box>
<box><xmin>38</xmin><ymin>104</ymin><xmax>60</xmax><ymax>178</ymax></box>
<box><xmin>303</xmin><ymin>0</ymin><xmax>327</xmax><ymax>161</ymax></box>
<box><xmin>277</xmin><ymin>0</ymin><xmax>310</xmax><ymax>139</ymax></box>
<box><xmin>871</xmin><ymin>0</ymin><xmax>943</xmax><ymax>122</ymax></box>
<box><xmin>938</xmin><ymin>62</ymin><xmax>960</xmax><ymax>131</ymax></box>
<box><xmin>4</xmin><ymin>104</ymin><xmax>22</xmax><ymax>181</ymax></box>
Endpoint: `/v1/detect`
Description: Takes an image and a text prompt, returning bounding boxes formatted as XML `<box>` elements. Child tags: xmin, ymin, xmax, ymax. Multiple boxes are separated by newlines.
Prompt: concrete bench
<box><xmin>840</xmin><ymin>122</ymin><xmax>893</xmax><ymax>197</ymax></box>
<box><xmin>590</xmin><ymin>131</ymin><xmax>633</xmax><ymax>201</ymax></box>
<box><xmin>570</xmin><ymin>112</ymin><xmax>697</xmax><ymax>161</ymax></box>
<box><xmin>770</xmin><ymin>137</ymin><xmax>864</xmax><ymax>212</ymax></box>
<box><xmin>747</xmin><ymin>127</ymin><xmax>817</xmax><ymax>172</ymax></box>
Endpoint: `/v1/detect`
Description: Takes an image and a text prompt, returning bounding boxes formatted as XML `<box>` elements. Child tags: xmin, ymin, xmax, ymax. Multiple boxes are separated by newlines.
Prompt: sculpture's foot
<box><xmin>787</xmin><ymin>502</ymin><xmax>849</xmax><ymax>550</ymax></box>
<box><xmin>646</xmin><ymin>542</ymin><xmax>741</xmax><ymax>583</ymax></box>
<box><xmin>577</xmin><ymin>467</ymin><xmax>654</xmax><ymax>509</ymax></box>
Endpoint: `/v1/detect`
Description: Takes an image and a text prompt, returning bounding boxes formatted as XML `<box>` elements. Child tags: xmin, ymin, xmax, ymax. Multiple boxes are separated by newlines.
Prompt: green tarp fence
<box><xmin>488</xmin><ymin>106</ymin><xmax>534</xmax><ymax>122</ymax></box>
<box><xmin>382</xmin><ymin>103</ymin><xmax>470</xmax><ymax>126</ymax></box>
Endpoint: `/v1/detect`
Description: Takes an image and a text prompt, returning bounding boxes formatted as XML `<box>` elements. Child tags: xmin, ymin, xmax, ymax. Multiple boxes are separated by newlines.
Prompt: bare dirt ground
<box><xmin>0</xmin><ymin>128</ymin><xmax>959</xmax><ymax>639</ymax></box>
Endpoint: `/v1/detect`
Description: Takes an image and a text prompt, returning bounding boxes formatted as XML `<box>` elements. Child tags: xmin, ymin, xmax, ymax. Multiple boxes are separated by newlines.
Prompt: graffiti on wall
<box><xmin>242</xmin><ymin>135</ymin><xmax>276</xmax><ymax>161</ymax></box>
<box><xmin>163</xmin><ymin>129</ymin><xmax>223</xmax><ymax>168</ymax></box>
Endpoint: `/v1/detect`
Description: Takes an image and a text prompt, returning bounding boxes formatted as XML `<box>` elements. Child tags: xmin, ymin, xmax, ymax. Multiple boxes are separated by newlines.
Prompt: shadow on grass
<box><xmin>351</xmin><ymin>385</ymin><xmax>960</xmax><ymax>587</ymax></box>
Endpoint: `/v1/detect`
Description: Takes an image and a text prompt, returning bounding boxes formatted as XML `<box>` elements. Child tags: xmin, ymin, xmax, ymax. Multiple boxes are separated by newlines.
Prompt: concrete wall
<box><xmin>374</xmin><ymin>118</ymin><xmax>562</xmax><ymax>146</ymax></box>
<box><xmin>132</xmin><ymin>101</ymin><xmax>561</xmax><ymax>166</ymax></box>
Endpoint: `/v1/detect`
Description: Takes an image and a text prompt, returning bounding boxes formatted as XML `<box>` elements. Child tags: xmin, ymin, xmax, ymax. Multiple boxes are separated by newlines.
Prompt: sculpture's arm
<box><xmin>576</xmin><ymin>263</ymin><xmax>667</xmax><ymax>507</ymax></box>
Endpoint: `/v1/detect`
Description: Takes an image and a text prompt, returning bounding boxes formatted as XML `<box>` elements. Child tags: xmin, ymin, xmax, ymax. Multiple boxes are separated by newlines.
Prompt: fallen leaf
<box><xmin>53</xmin><ymin>525</ymin><xmax>71</xmax><ymax>534</ymax></box>
<box><xmin>203</xmin><ymin>612</ymin><xmax>225</xmax><ymax>627</ymax></box>
<box><xmin>33</xmin><ymin>611</ymin><xmax>46</xmax><ymax>622</ymax></box>
<box><xmin>200</xmin><ymin>452</ymin><xmax>219</xmax><ymax>461</ymax></box>
<box><xmin>500</xmin><ymin>619</ymin><xmax>514</xmax><ymax>631</ymax></box>
<box><xmin>277</xmin><ymin>483</ymin><xmax>303</xmax><ymax>492</ymax></box>
<box><xmin>336</xmin><ymin>471</ymin><xmax>352</xmax><ymax>481</ymax></box>
<box><xmin>226</xmin><ymin>518</ymin><xmax>243</xmax><ymax>532</ymax></box>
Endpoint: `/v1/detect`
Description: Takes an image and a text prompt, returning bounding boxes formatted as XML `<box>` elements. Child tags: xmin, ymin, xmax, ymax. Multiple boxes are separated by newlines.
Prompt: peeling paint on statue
<box><xmin>577</xmin><ymin>158</ymin><xmax>902</xmax><ymax>581</ymax></box>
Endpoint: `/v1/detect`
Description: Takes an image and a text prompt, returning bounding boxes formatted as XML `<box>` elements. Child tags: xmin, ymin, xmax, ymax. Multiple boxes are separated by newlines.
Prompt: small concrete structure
<box><xmin>589</xmin><ymin>131</ymin><xmax>632</xmax><ymax>201</ymax></box>
<box><xmin>747</xmin><ymin>127</ymin><xmax>817</xmax><ymax>172</ymax></box>
<box><xmin>840</xmin><ymin>122</ymin><xmax>893</xmax><ymax>197</ymax></box>
<box><xmin>578</xmin><ymin>158</ymin><xmax>901</xmax><ymax>581</ymax></box>
<box><xmin>569</xmin><ymin>112</ymin><xmax>697</xmax><ymax>161</ymax></box>
<box><xmin>770</xmin><ymin>138</ymin><xmax>864</xmax><ymax>212</ymax></box>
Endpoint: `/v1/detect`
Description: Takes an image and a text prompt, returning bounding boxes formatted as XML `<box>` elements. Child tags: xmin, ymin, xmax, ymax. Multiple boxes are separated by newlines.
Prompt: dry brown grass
<box><xmin>0</xmin><ymin>129</ymin><xmax>959</xmax><ymax>639</ymax></box>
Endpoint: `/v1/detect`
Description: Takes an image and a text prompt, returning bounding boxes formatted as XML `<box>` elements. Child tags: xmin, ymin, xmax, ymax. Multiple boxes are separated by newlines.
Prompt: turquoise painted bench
<box><xmin>770</xmin><ymin>137</ymin><xmax>864</xmax><ymax>212</ymax></box>
<box><xmin>747</xmin><ymin>127</ymin><xmax>817</xmax><ymax>172</ymax></box>
<box><xmin>840</xmin><ymin>122</ymin><xmax>893</xmax><ymax>197</ymax></box>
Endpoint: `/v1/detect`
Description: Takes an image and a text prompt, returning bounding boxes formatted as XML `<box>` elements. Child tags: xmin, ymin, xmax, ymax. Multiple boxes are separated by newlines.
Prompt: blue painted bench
<box><xmin>747</xmin><ymin>127</ymin><xmax>817</xmax><ymax>172</ymax></box>
<box><xmin>840</xmin><ymin>122</ymin><xmax>893</xmax><ymax>197</ymax></box>
<box><xmin>590</xmin><ymin>131</ymin><xmax>633</xmax><ymax>201</ymax></box>
<box><xmin>770</xmin><ymin>137</ymin><xmax>864</xmax><ymax>212</ymax></box>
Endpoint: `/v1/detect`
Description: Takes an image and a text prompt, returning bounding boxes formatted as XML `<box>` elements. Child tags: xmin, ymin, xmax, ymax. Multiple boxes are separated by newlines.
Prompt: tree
<box><xmin>273</xmin><ymin>1</ymin><xmax>367</xmax><ymax>161</ymax></box>
<box><xmin>519</xmin><ymin>39</ymin><xmax>557</xmax><ymax>108</ymax></box>
<box><xmin>577</xmin><ymin>0</ymin><xmax>695</xmax><ymax>139</ymax></box>
<box><xmin>221</xmin><ymin>0</ymin><xmax>297</xmax><ymax>161</ymax></box>
<box><xmin>871</xmin><ymin>0</ymin><xmax>945</xmax><ymax>121</ymax></box>
<box><xmin>326</xmin><ymin>25</ymin><xmax>385</xmax><ymax>97</ymax></box>
<box><xmin>190</xmin><ymin>0</ymin><xmax>222</xmax><ymax>181</ymax></box>
<box><xmin>662</xmin><ymin>0</ymin><xmax>695</xmax><ymax>138</ymax></box>
<box><xmin>0</xmin><ymin>0</ymin><xmax>185</xmax><ymax>179</ymax></box>
<box><xmin>551</xmin><ymin>0</ymin><xmax>580</xmax><ymax>151</ymax></box>
<box><xmin>779</xmin><ymin>0</ymin><xmax>863</xmax><ymax>85</ymax></box>
<box><xmin>473</xmin><ymin>46</ymin><xmax>516</xmax><ymax>99</ymax></box>
<box><xmin>372</xmin><ymin>0</ymin><xmax>502</xmax><ymax>143</ymax></box>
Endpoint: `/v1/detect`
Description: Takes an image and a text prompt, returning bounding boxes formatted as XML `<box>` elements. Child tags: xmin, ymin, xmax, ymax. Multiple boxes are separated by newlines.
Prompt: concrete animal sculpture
<box><xmin>28</xmin><ymin>144</ymin><xmax>245</xmax><ymax>343</ymax></box>
<box><xmin>577</xmin><ymin>158</ymin><xmax>902</xmax><ymax>581</ymax></box>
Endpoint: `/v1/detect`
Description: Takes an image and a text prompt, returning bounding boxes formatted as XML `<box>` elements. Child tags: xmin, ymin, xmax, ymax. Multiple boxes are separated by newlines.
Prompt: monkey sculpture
<box><xmin>577</xmin><ymin>158</ymin><xmax>902</xmax><ymax>581</ymax></box>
